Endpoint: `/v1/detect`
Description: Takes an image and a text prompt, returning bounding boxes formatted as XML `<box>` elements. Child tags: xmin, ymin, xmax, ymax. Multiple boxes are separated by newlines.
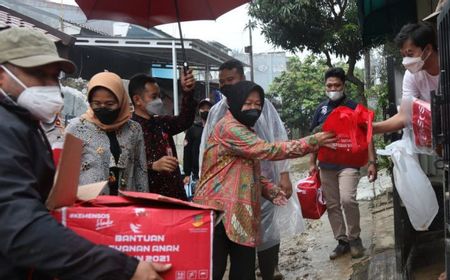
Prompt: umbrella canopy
<box><xmin>75</xmin><ymin>0</ymin><xmax>249</xmax><ymax>29</ymax></box>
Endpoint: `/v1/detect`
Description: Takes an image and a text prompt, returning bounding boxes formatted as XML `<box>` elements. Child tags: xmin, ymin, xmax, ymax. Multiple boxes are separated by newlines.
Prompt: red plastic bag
<box><xmin>296</xmin><ymin>171</ymin><xmax>326</xmax><ymax>219</ymax></box>
<box><xmin>412</xmin><ymin>98</ymin><xmax>432</xmax><ymax>148</ymax></box>
<box><xmin>318</xmin><ymin>104</ymin><xmax>374</xmax><ymax>167</ymax></box>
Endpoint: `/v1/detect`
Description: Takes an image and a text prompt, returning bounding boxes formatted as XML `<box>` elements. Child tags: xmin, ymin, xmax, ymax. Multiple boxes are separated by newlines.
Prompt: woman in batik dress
<box><xmin>194</xmin><ymin>81</ymin><xmax>336</xmax><ymax>280</ymax></box>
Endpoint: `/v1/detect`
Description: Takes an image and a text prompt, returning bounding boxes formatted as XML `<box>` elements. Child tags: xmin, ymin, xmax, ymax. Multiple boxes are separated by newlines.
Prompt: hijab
<box><xmin>220</xmin><ymin>81</ymin><xmax>265</xmax><ymax>127</ymax></box>
<box><xmin>82</xmin><ymin>72</ymin><xmax>131</xmax><ymax>132</ymax></box>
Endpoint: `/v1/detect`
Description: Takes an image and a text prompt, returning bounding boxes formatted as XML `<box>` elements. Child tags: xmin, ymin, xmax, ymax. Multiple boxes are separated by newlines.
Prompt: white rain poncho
<box><xmin>199</xmin><ymin>98</ymin><xmax>303</xmax><ymax>251</ymax></box>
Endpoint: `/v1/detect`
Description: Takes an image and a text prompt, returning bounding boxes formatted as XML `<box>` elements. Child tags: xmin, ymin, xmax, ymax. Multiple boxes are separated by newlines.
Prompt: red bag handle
<box><xmin>354</xmin><ymin>105</ymin><xmax>374</xmax><ymax>147</ymax></box>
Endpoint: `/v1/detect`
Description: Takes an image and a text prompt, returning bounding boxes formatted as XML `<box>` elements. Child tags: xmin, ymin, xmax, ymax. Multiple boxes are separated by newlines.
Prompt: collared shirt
<box><xmin>132</xmin><ymin>92</ymin><xmax>197</xmax><ymax>200</ymax></box>
<box><xmin>194</xmin><ymin>111</ymin><xmax>316</xmax><ymax>247</ymax></box>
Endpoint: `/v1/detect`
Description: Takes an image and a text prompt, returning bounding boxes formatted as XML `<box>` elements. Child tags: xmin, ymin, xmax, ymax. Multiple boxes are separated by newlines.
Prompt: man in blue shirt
<box><xmin>309</xmin><ymin>67</ymin><xmax>377</xmax><ymax>260</ymax></box>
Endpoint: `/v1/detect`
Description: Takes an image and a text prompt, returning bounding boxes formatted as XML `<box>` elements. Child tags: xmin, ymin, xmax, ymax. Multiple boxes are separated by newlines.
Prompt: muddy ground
<box><xmin>274</xmin><ymin>158</ymin><xmax>392</xmax><ymax>280</ymax></box>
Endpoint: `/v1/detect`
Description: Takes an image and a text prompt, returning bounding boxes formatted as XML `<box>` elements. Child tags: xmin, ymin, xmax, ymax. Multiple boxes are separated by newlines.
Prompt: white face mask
<box><xmin>402</xmin><ymin>48</ymin><xmax>431</xmax><ymax>74</ymax></box>
<box><xmin>145</xmin><ymin>98</ymin><xmax>164</xmax><ymax>115</ymax></box>
<box><xmin>326</xmin><ymin>90</ymin><xmax>344</xmax><ymax>101</ymax></box>
<box><xmin>0</xmin><ymin>65</ymin><xmax>63</xmax><ymax>123</ymax></box>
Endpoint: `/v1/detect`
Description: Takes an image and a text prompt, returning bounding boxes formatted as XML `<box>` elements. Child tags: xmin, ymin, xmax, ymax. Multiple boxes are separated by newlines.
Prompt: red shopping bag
<box><xmin>318</xmin><ymin>104</ymin><xmax>374</xmax><ymax>167</ymax></box>
<box><xmin>412</xmin><ymin>99</ymin><xmax>432</xmax><ymax>148</ymax></box>
<box><xmin>296</xmin><ymin>171</ymin><xmax>326</xmax><ymax>219</ymax></box>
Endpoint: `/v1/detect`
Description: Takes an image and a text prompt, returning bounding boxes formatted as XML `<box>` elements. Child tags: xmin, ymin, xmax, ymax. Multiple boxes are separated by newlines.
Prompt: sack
<box><xmin>402</xmin><ymin>97</ymin><xmax>435</xmax><ymax>155</ymax></box>
<box><xmin>318</xmin><ymin>104</ymin><xmax>374</xmax><ymax>167</ymax></box>
<box><xmin>412</xmin><ymin>98</ymin><xmax>432</xmax><ymax>148</ymax></box>
<box><xmin>296</xmin><ymin>171</ymin><xmax>326</xmax><ymax>219</ymax></box>
<box><xmin>377</xmin><ymin>138</ymin><xmax>438</xmax><ymax>231</ymax></box>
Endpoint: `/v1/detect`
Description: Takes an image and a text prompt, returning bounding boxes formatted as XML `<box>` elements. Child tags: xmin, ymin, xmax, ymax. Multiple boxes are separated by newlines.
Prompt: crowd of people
<box><xmin>0</xmin><ymin>16</ymin><xmax>441</xmax><ymax>280</ymax></box>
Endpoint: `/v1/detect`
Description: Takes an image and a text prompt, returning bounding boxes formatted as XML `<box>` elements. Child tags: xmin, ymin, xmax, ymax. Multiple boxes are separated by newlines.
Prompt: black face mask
<box><xmin>239</xmin><ymin>109</ymin><xmax>261</xmax><ymax>127</ymax></box>
<box><xmin>200</xmin><ymin>111</ymin><xmax>209</xmax><ymax>121</ymax></box>
<box><xmin>93</xmin><ymin>108</ymin><xmax>121</xmax><ymax>125</ymax></box>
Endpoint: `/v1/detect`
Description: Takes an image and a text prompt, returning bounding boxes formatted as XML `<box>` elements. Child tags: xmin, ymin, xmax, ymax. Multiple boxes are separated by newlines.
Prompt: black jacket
<box><xmin>0</xmin><ymin>96</ymin><xmax>138</xmax><ymax>280</ymax></box>
<box><xmin>183</xmin><ymin>122</ymin><xmax>204</xmax><ymax>180</ymax></box>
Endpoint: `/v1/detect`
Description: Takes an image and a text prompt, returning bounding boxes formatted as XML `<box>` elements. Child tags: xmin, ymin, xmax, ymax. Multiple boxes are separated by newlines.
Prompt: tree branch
<box><xmin>326</xmin><ymin>0</ymin><xmax>339</xmax><ymax>18</ymax></box>
<box><xmin>346</xmin><ymin>54</ymin><xmax>367</xmax><ymax>105</ymax></box>
<box><xmin>338</xmin><ymin>0</ymin><xmax>348</xmax><ymax>18</ymax></box>
<box><xmin>324</xmin><ymin>51</ymin><xmax>333</xmax><ymax>68</ymax></box>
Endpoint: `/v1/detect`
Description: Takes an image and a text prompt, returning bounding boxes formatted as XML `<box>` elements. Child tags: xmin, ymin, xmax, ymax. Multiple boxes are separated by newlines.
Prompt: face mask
<box><xmin>145</xmin><ymin>98</ymin><xmax>164</xmax><ymax>115</ymax></box>
<box><xmin>17</xmin><ymin>87</ymin><xmax>64</xmax><ymax>123</ymax></box>
<box><xmin>326</xmin><ymin>90</ymin><xmax>344</xmax><ymax>101</ymax></box>
<box><xmin>0</xmin><ymin>65</ymin><xmax>63</xmax><ymax>123</ymax></box>
<box><xmin>402</xmin><ymin>48</ymin><xmax>431</xmax><ymax>73</ymax></box>
<box><xmin>93</xmin><ymin>107</ymin><xmax>121</xmax><ymax>125</ymax></box>
<box><xmin>41</xmin><ymin>117</ymin><xmax>58</xmax><ymax>133</ymax></box>
<box><xmin>239</xmin><ymin>109</ymin><xmax>261</xmax><ymax>127</ymax></box>
<box><xmin>200</xmin><ymin>111</ymin><xmax>209</xmax><ymax>121</ymax></box>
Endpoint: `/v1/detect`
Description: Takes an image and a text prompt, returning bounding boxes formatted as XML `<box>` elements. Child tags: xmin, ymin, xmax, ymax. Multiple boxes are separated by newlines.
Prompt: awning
<box><xmin>74</xmin><ymin>36</ymin><xmax>236</xmax><ymax>69</ymax></box>
<box><xmin>358</xmin><ymin>0</ymin><xmax>417</xmax><ymax>46</ymax></box>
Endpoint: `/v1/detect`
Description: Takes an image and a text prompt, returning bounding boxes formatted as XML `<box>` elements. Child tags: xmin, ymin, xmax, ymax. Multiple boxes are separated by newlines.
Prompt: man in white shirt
<box><xmin>373</xmin><ymin>22</ymin><xmax>439</xmax><ymax>134</ymax></box>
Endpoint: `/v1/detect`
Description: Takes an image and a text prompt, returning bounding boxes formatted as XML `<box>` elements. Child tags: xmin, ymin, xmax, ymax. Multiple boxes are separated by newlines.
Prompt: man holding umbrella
<box><xmin>0</xmin><ymin>26</ymin><xmax>169</xmax><ymax>280</ymax></box>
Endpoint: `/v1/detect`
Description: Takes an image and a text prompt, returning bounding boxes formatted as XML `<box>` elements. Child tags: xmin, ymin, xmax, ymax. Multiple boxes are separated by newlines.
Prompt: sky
<box><xmin>156</xmin><ymin>4</ymin><xmax>282</xmax><ymax>54</ymax></box>
<box><xmin>51</xmin><ymin>1</ymin><xmax>282</xmax><ymax>54</ymax></box>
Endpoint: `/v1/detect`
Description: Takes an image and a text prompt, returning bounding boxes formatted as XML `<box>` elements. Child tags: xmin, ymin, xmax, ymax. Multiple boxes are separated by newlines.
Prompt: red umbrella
<box><xmin>75</xmin><ymin>0</ymin><xmax>250</xmax><ymax>69</ymax></box>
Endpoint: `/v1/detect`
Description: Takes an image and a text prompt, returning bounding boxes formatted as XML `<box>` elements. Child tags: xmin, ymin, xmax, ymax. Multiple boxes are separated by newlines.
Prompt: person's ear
<box><xmin>132</xmin><ymin>95</ymin><xmax>142</xmax><ymax>106</ymax></box>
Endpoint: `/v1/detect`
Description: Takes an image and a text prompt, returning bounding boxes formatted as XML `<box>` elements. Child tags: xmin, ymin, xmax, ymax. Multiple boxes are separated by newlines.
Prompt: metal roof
<box><xmin>0</xmin><ymin>4</ymin><xmax>75</xmax><ymax>45</ymax></box>
<box><xmin>74</xmin><ymin>36</ymin><xmax>235</xmax><ymax>68</ymax></box>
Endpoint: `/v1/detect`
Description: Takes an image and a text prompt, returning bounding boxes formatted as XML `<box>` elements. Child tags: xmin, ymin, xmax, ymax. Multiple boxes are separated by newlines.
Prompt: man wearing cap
<box><xmin>0</xmin><ymin>27</ymin><xmax>169</xmax><ymax>280</ymax></box>
<box><xmin>183</xmin><ymin>98</ymin><xmax>212</xmax><ymax>199</ymax></box>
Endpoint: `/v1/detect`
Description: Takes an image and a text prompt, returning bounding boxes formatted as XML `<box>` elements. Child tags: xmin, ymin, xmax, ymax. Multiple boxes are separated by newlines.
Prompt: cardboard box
<box><xmin>53</xmin><ymin>192</ymin><xmax>215</xmax><ymax>280</ymax></box>
<box><xmin>49</xmin><ymin>134</ymin><xmax>218</xmax><ymax>280</ymax></box>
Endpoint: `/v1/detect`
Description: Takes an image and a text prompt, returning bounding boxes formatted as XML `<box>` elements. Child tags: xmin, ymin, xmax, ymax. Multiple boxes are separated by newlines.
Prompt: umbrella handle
<box><xmin>174</xmin><ymin>0</ymin><xmax>189</xmax><ymax>74</ymax></box>
<box><xmin>183</xmin><ymin>61</ymin><xmax>189</xmax><ymax>74</ymax></box>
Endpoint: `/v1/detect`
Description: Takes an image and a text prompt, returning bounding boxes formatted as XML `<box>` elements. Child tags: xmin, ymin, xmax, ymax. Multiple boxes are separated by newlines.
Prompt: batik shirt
<box><xmin>200</xmin><ymin>97</ymin><xmax>291</xmax><ymax>249</ymax></box>
<box><xmin>194</xmin><ymin>111</ymin><xmax>317</xmax><ymax>247</ymax></box>
<box><xmin>132</xmin><ymin>92</ymin><xmax>197</xmax><ymax>200</ymax></box>
<box><xmin>66</xmin><ymin>118</ymin><xmax>149</xmax><ymax>192</ymax></box>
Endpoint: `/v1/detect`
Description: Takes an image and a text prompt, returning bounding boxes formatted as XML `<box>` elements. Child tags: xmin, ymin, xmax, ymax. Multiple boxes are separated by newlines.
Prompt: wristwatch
<box><xmin>368</xmin><ymin>160</ymin><xmax>377</xmax><ymax>167</ymax></box>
